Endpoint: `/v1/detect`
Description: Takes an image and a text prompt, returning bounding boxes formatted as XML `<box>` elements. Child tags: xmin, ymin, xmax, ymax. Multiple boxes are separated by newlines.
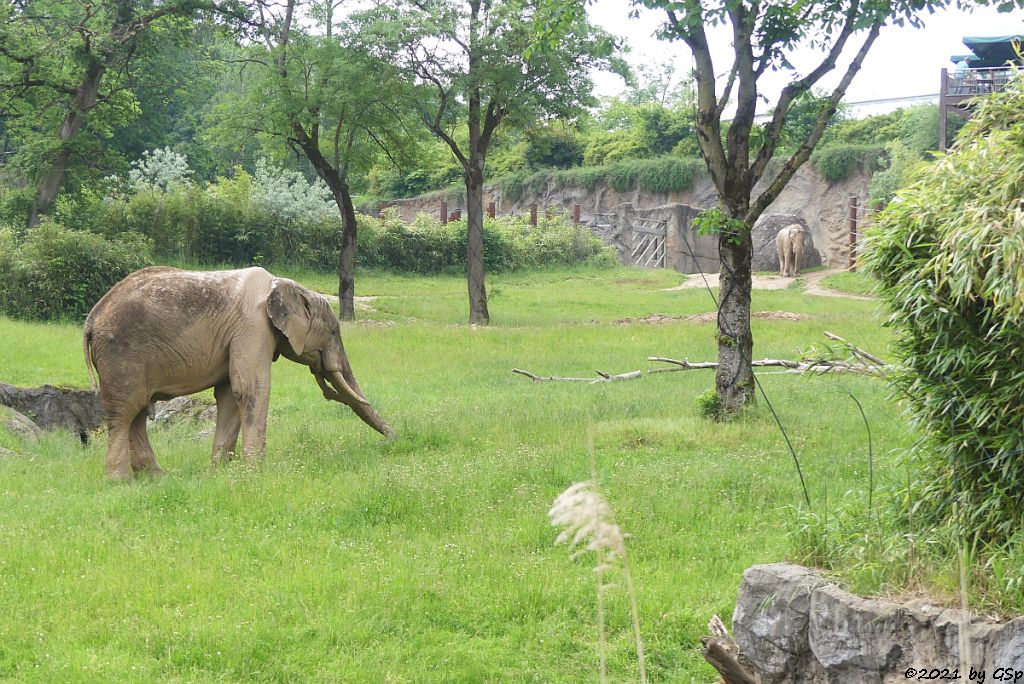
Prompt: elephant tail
<box><xmin>83</xmin><ymin>320</ymin><xmax>98</xmax><ymax>389</ymax></box>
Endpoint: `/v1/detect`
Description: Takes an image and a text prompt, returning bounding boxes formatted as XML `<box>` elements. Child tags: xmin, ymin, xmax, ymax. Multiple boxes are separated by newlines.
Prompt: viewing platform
<box><xmin>939</xmin><ymin>35</ymin><xmax>1022</xmax><ymax>151</ymax></box>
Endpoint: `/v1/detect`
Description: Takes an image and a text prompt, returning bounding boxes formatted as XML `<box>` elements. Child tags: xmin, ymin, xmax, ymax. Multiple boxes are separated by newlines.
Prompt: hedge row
<box><xmin>356</xmin><ymin>211</ymin><xmax>614</xmax><ymax>274</ymax></box>
<box><xmin>0</xmin><ymin>200</ymin><xmax>613</xmax><ymax>321</ymax></box>
<box><xmin>0</xmin><ymin>223</ymin><xmax>153</xmax><ymax>321</ymax></box>
<box><xmin>498</xmin><ymin>155</ymin><xmax>707</xmax><ymax>202</ymax></box>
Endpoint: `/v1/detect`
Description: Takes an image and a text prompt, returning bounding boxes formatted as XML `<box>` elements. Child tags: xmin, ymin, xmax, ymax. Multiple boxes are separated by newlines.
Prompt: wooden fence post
<box><xmin>529</xmin><ymin>204</ymin><xmax>538</xmax><ymax>226</ymax></box>
<box><xmin>572</xmin><ymin>204</ymin><xmax>581</xmax><ymax>224</ymax></box>
<box><xmin>848</xmin><ymin>195</ymin><xmax>858</xmax><ymax>271</ymax></box>
<box><xmin>440</xmin><ymin>202</ymin><xmax>448</xmax><ymax>225</ymax></box>
<box><xmin>487</xmin><ymin>202</ymin><xmax>496</xmax><ymax>219</ymax></box>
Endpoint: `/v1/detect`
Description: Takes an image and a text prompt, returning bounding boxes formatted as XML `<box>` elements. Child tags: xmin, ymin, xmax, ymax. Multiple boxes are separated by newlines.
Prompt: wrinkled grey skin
<box><xmin>84</xmin><ymin>266</ymin><xmax>394</xmax><ymax>481</ymax></box>
<box><xmin>776</xmin><ymin>224</ymin><xmax>808</xmax><ymax>277</ymax></box>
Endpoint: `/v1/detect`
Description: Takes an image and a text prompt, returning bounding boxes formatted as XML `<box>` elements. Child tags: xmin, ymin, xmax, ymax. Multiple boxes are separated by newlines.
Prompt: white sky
<box><xmin>588</xmin><ymin>2</ymin><xmax>1024</xmax><ymax>114</ymax></box>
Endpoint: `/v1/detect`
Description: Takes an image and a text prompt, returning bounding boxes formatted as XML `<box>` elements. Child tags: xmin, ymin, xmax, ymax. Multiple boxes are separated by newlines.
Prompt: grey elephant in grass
<box><xmin>776</xmin><ymin>224</ymin><xmax>808</xmax><ymax>277</ymax></box>
<box><xmin>84</xmin><ymin>266</ymin><xmax>394</xmax><ymax>481</ymax></box>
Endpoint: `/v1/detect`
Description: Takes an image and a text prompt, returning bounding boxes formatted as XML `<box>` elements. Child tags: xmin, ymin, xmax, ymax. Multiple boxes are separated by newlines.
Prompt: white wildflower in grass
<box><xmin>549</xmin><ymin>480</ymin><xmax>646</xmax><ymax>684</ymax></box>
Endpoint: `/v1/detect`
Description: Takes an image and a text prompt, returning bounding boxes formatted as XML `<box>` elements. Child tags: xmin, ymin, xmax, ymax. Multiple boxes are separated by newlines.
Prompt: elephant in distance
<box><xmin>84</xmin><ymin>267</ymin><xmax>394</xmax><ymax>480</ymax></box>
<box><xmin>776</xmin><ymin>224</ymin><xmax>809</xmax><ymax>277</ymax></box>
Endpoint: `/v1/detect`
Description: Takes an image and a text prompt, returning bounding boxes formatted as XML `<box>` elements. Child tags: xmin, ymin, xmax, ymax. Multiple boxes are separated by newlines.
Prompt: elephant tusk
<box><xmin>328</xmin><ymin>370</ymin><xmax>371</xmax><ymax>406</ymax></box>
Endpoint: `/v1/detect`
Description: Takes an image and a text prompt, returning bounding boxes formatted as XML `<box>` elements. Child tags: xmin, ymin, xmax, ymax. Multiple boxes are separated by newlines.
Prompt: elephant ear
<box><xmin>267</xmin><ymin>278</ymin><xmax>313</xmax><ymax>355</ymax></box>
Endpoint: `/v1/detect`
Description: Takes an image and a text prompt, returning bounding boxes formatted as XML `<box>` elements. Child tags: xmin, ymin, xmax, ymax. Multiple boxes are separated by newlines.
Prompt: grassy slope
<box><xmin>0</xmin><ymin>266</ymin><xmax>907</xmax><ymax>682</ymax></box>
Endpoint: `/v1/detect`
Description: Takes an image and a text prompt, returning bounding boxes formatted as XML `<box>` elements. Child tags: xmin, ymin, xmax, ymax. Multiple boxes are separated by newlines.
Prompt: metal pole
<box><xmin>939</xmin><ymin>67</ymin><xmax>948</xmax><ymax>153</ymax></box>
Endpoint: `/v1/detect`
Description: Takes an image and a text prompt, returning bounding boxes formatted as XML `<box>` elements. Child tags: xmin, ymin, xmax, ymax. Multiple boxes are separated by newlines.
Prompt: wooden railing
<box><xmin>942</xmin><ymin>66</ymin><xmax>1015</xmax><ymax>98</ymax></box>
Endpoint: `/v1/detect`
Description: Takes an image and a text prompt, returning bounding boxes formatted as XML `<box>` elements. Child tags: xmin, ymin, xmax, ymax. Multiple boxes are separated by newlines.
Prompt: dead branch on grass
<box><xmin>649</xmin><ymin>332</ymin><xmax>891</xmax><ymax>376</ymax></box>
<box><xmin>512</xmin><ymin>368</ymin><xmax>643</xmax><ymax>383</ymax></box>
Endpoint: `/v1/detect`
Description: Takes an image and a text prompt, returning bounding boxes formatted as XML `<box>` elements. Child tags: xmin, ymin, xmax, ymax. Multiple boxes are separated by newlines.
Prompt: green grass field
<box><xmin>0</xmin><ymin>266</ymin><xmax>908</xmax><ymax>682</ymax></box>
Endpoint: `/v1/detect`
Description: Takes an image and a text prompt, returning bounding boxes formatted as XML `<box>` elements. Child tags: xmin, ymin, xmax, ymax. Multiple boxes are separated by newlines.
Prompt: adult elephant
<box><xmin>775</xmin><ymin>224</ymin><xmax>808</xmax><ymax>277</ymax></box>
<box><xmin>84</xmin><ymin>266</ymin><xmax>394</xmax><ymax>480</ymax></box>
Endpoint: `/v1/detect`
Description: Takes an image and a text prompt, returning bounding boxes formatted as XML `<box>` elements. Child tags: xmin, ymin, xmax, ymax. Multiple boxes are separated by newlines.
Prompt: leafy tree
<box><xmin>210</xmin><ymin>0</ymin><xmax>421</xmax><ymax>319</ymax></box>
<box><xmin>635</xmin><ymin>0</ymin><xmax>1019</xmax><ymax>414</ymax></box>
<box><xmin>0</xmin><ymin>0</ymin><xmax>243</xmax><ymax>227</ymax></box>
<box><xmin>356</xmin><ymin>0</ymin><xmax>622</xmax><ymax>324</ymax></box>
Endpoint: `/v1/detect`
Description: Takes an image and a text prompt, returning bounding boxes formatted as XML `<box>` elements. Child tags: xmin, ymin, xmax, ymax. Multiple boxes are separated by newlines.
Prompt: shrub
<box><xmin>695</xmin><ymin>389</ymin><xmax>722</xmax><ymax>420</ymax></box>
<box><xmin>0</xmin><ymin>222</ymin><xmax>153</xmax><ymax>321</ymax></box>
<box><xmin>356</xmin><ymin>209</ymin><xmax>614</xmax><ymax>274</ymax></box>
<box><xmin>811</xmin><ymin>143</ymin><xmax>887</xmax><ymax>181</ymax></box>
<box><xmin>867</xmin><ymin>141</ymin><xmax>928</xmax><ymax>209</ymax></box>
<box><xmin>861</xmin><ymin>73</ymin><xmax>1024</xmax><ymax>543</ymax></box>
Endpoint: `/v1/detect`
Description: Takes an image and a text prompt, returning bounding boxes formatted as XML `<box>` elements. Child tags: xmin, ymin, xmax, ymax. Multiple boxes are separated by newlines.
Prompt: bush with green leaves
<box><xmin>862</xmin><ymin>73</ymin><xmax>1024</xmax><ymax>543</ymax></box>
<box><xmin>0</xmin><ymin>222</ymin><xmax>153</xmax><ymax>321</ymax></box>
<box><xmin>498</xmin><ymin>155</ymin><xmax>707</xmax><ymax>201</ymax></box>
<box><xmin>867</xmin><ymin>141</ymin><xmax>927</xmax><ymax>208</ymax></box>
<box><xmin>356</xmin><ymin>210</ymin><xmax>615</xmax><ymax>274</ymax></box>
<box><xmin>811</xmin><ymin>143</ymin><xmax>887</xmax><ymax>181</ymax></box>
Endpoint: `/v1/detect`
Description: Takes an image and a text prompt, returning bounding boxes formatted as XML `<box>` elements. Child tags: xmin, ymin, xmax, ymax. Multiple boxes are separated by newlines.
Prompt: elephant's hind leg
<box><xmin>211</xmin><ymin>382</ymin><xmax>241</xmax><ymax>467</ymax></box>
<box><xmin>100</xmin><ymin>384</ymin><xmax>150</xmax><ymax>481</ymax></box>
<box><xmin>129</xmin><ymin>409</ymin><xmax>164</xmax><ymax>476</ymax></box>
<box><xmin>104</xmin><ymin>416</ymin><xmax>133</xmax><ymax>481</ymax></box>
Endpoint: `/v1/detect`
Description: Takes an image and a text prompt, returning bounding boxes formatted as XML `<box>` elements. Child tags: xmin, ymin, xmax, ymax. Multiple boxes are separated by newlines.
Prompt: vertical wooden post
<box><xmin>529</xmin><ymin>203</ymin><xmax>538</xmax><ymax>226</ymax></box>
<box><xmin>440</xmin><ymin>202</ymin><xmax>448</xmax><ymax>225</ymax></box>
<box><xmin>572</xmin><ymin>204</ymin><xmax>581</xmax><ymax>224</ymax></box>
<box><xmin>848</xmin><ymin>195</ymin><xmax>858</xmax><ymax>271</ymax></box>
<box><xmin>487</xmin><ymin>202</ymin><xmax>496</xmax><ymax>219</ymax></box>
<box><xmin>939</xmin><ymin>68</ymin><xmax>948</xmax><ymax>153</ymax></box>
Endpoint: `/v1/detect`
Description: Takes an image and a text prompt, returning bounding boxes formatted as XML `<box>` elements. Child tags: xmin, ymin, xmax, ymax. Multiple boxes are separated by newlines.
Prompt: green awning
<box><xmin>952</xmin><ymin>35</ymin><xmax>1024</xmax><ymax>68</ymax></box>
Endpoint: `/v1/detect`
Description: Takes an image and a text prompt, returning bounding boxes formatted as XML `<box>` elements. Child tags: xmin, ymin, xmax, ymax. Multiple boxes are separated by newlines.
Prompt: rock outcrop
<box><xmin>0</xmin><ymin>383</ymin><xmax>102</xmax><ymax>442</ymax></box>
<box><xmin>732</xmin><ymin>563</ymin><xmax>1024</xmax><ymax>683</ymax></box>
<box><xmin>378</xmin><ymin>165</ymin><xmax>870</xmax><ymax>269</ymax></box>
<box><xmin>0</xmin><ymin>384</ymin><xmax>217</xmax><ymax>445</ymax></box>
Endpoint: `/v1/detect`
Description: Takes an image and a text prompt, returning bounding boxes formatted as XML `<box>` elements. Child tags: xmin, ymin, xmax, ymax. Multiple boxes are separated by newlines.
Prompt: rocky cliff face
<box><xmin>379</xmin><ymin>165</ymin><xmax>871</xmax><ymax>269</ymax></box>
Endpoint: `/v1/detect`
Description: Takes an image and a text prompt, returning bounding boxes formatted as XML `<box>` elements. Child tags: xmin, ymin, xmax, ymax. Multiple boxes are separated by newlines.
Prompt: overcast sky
<box><xmin>588</xmin><ymin>2</ymin><xmax>1024</xmax><ymax>112</ymax></box>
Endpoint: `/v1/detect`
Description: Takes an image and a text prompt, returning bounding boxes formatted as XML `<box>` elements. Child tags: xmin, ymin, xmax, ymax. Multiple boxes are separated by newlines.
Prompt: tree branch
<box><xmin>748</xmin><ymin>0</ymin><xmax>865</xmax><ymax>185</ymax></box>
<box><xmin>746</xmin><ymin>22</ymin><xmax>881</xmax><ymax>223</ymax></box>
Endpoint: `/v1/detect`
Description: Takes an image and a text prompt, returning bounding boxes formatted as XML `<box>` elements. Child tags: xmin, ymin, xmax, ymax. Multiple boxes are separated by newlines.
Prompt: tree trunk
<box><xmin>337</xmin><ymin>185</ymin><xmax>357</xmax><ymax>321</ymax></box>
<box><xmin>465</xmin><ymin>167</ymin><xmax>490</xmax><ymax>324</ymax></box>
<box><xmin>28</xmin><ymin>60</ymin><xmax>106</xmax><ymax>227</ymax></box>
<box><xmin>715</xmin><ymin>226</ymin><xmax>755</xmax><ymax>413</ymax></box>
<box><xmin>295</xmin><ymin>126</ymin><xmax>357</xmax><ymax>321</ymax></box>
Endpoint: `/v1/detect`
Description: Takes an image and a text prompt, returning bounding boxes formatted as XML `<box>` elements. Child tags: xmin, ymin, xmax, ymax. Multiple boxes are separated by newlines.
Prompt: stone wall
<box><xmin>377</xmin><ymin>164</ymin><xmax>871</xmax><ymax>270</ymax></box>
<box><xmin>732</xmin><ymin>563</ymin><xmax>1024</xmax><ymax>683</ymax></box>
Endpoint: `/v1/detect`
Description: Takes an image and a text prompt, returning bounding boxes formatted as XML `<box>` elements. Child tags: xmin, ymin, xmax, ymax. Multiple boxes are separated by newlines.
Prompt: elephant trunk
<box><xmin>324</xmin><ymin>369</ymin><xmax>396</xmax><ymax>439</ymax></box>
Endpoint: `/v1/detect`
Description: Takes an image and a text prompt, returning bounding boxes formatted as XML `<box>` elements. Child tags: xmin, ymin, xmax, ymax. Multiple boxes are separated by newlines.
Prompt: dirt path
<box><xmin>664</xmin><ymin>269</ymin><xmax>875</xmax><ymax>301</ymax></box>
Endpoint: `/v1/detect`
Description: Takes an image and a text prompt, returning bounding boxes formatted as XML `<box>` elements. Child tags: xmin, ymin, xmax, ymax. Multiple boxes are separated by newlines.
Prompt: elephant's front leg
<box><xmin>211</xmin><ymin>382</ymin><xmax>241</xmax><ymax>466</ymax></box>
<box><xmin>229</xmin><ymin>363</ymin><xmax>271</xmax><ymax>462</ymax></box>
